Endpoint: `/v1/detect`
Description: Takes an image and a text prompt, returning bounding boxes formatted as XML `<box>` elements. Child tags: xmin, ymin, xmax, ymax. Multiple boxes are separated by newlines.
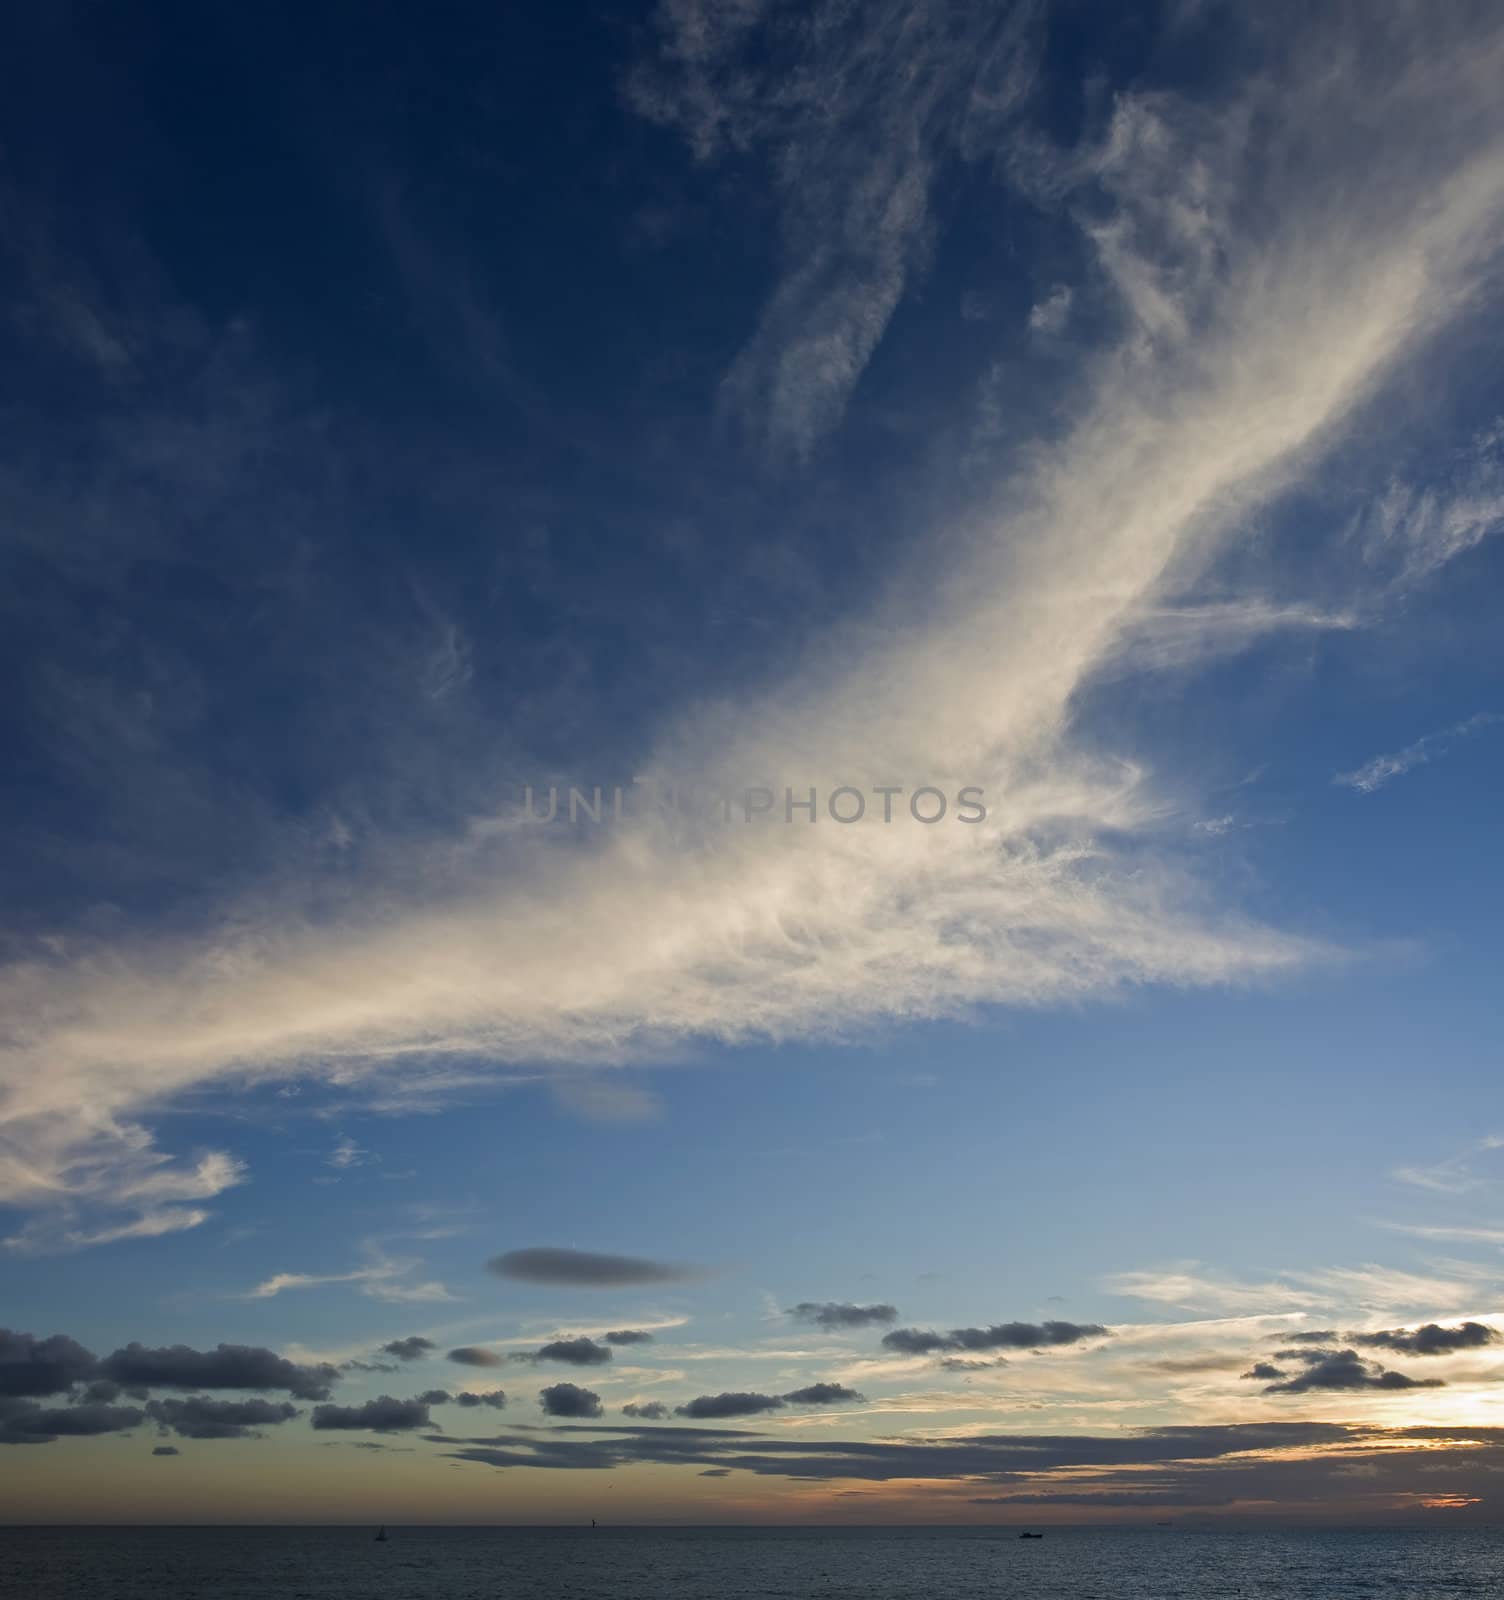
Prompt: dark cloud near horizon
<box><xmin>1355</xmin><ymin>1322</ymin><xmax>1501</xmax><ymax>1356</ymax></box>
<box><xmin>676</xmin><ymin>1392</ymin><xmax>786</xmax><ymax>1419</ymax></box>
<box><xmin>533</xmin><ymin>1338</ymin><xmax>613</xmax><ymax>1367</ymax></box>
<box><xmin>489</xmin><ymin>1248</ymin><xmax>703</xmax><ymax>1288</ymax></box>
<box><xmin>0</xmin><ymin>1330</ymin><xmax>98</xmax><ymax>1396</ymax></box>
<box><xmin>309</xmin><ymin>1394</ymin><xmax>440</xmax><ymax>1431</ymax></box>
<box><xmin>622</xmin><ymin>1401</ymin><xmax>668</xmax><ymax>1419</ymax></box>
<box><xmin>882</xmin><ymin>1320</ymin><xmax>1107</xmax><ymax>1355</ymax></box>
<box><xmin>783</xmin><ymin>1383</ymin><xmax>863</xmax><ymax>1405</ymax></box>
<box><xmin>1</xmin><ymin>1397</ymin><xmax>145</xmax><ymax>1444</ymax></box>
<box><xmin>591</xmin><ymin>1378</ymin><xmax>864</xmax><ymax>1416</ymax></box>
<box><xmin>788</xmin><ymin>1303</ymin><xmax>898</xmax><ymax>1331</ymax></box>
<box><xmin>880</xmin><ymin>1328</ymin><xmax>957</xmax><ymax>1355</ymax></box>
<box><xmin>1263</xmin><ymin>1349</ymin><xmax>1444</xmax><ymax>1394</ymax></box>
<box><xmin>145</xmin><ymin>1396</ymin><xmax>299</xmax><ymax>1439</ymax></box>
<box><xmin>427</xmin><ymin>1419</ymin><xmax>1504</xmax><ymax>1520</ymax></box>
<box><xmin>3</xmin><ymin>1331</ymin><xmax>338</xmax><ymax>1428</ymax></box>
<box><xmin>317</xmin><ymin>1441</ymin><xmax>415</xmax><ymax>1453</ymax></box>
<box><xmin>1137</xmin><ymin>1356</ymin><xmax>1243</xmax><ymax>1377</ymax></box>
<box><xmin>100</xmin><ymin>1342</ymin><xmax>338</xmax><ymax>1400</ymax></box>
<box><xmin>455</xmin><ymin>1391</ymin><xmax>508</xmax><ymax>1410</ymax></box>
<box><xmin>448</xmin><ymin>1346</ymin><xmax>504</xmax><ymax>1368</ymax></box>
<box><xmin>382</xmin><ymin>1336</ymin><xmax>437</xmax><ymax>1362</ymax></box>
<box><xmin>437</xmin><ymin>1419</ymin><xmax>1375</xmax><ymax>1484</ymax></box>
<box><xmin>970</xmin><ymin>1490</ymin><xmax>1236</xmax><ymax>1508</ymax></box>
<box><xmin>539</xmin><ymin>1383</ymin><xmax>604</xmax><ymax>1418</ymax></box>
<box><xmin>0</xmin><ymin>1328</ymin><xmax>338</xmax><ymax>1442</ymax></box>
<box><xmin>603</xmin><ymin>1330</ymin><xmax>655</xmax><ymax>1346</ymax></box>
<box><xmin>1271</xmin><ymin>1324</ymin><xmax>1500</xmax><ymax>1362</ymax></box>
<box><xmin>1242</xmin><ymin>1363</ymin><xmax>1287</xmax><ymax>1381</ymax></box>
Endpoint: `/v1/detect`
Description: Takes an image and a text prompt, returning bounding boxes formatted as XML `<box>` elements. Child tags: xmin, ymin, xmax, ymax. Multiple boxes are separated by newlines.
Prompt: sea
<box><xmin>2</xmin><ymin>1525</ymin><xmax>1502</xmax><ymax>1599</ymax></box>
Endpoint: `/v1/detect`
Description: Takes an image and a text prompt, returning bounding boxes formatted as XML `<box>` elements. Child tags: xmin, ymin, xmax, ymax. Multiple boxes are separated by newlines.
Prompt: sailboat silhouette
<box><xmin>374</xmin><ymin>1526</ymin><xmax>388</xmax><ymax>1543</ymax></box>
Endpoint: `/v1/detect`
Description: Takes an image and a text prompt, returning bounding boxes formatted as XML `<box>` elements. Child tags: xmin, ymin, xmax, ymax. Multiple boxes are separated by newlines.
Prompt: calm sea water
<box><xmin>3</xmin><ymin>1525</ymin><xmax>1502</xmax><ymax>1600</ymax></box>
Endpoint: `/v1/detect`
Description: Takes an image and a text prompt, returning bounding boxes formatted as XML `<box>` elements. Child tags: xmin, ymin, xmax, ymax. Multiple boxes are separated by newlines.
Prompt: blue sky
<box><xmin>4</xmin><ymin>0</ymin><xmax>1504</xmax><ymax>1524</ymax></box>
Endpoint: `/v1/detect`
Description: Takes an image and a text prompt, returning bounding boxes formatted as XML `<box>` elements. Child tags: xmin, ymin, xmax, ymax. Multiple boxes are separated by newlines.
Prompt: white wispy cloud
<box><xmin>244</xmin><ymin>1241</ymin><xmax>457</xmax><ymax>1305</ymax></box>
<box><xmin>247</xmin><ymin>1267</ymin><xmax>393</xmax><ymax>1300</ymax></box>
<box><xmin>1358</xmin><ymin>419</ymin><xmax>1504</xmax><ymax>584</ymax></box>
<box><xmin>326</xmin><ymin>1135</ymin><xmax>375</xmax><ymax>1171</ymax></box>
<box><xmin>1103</xmin><ymin>1311</ymin><xmax>1316</xmax><ymax>1346</ymax></box>
<box><xmin>1378</xmin><ymin>1221</ymin><xmax>1504</xmax><ymax>1246</ymax></box>
<box><xmin>0</xmin><ymin>1139</ymin><xmax>244</xmax><ymax>1255</ymax></box>
<box><xmin>1110</xmin><ymin>1258</ymin><xmax>1499</xmax><ymax>1317</ymax></box>
<box><xmin>1027</xmin><ymin>285</ymin><xmax>1073</xmax><ymax>336</ymax></box>
<box><xmin>6</xmin><ymin>1206</ymin><xmax>213</xmax><ymax>1256</ymax></box>
<box><xmin>1390</xmin><ymin>1133</ymin><xmax>1504</xmax><ymax>1194</ymax></box>
<box><xmin>4</xmin><ymin>7</ymin><xmax>1504</xmax><ymax>1247</ymax></box>
<box><xmin>246</xmin><ymin>1254</ymin><xmax>458</xmax><ymax>1303</ymax></box>
<box><xmin>1334</xmin><ymin>712</ymin><xmax>1502</xmax><ymax>794</ymax></box>
<box><xmin>1391</xmin><ymin>1160</ymin><xmax>1484</xmax><ymax>1195</ymax></box>
<box><xmin>1289</xmin><ymin>1262</ymin><xmax>1498</xmax><ymax>1313</ymax></box>
<box><xmin>360</xmin><ymin>1277</ymin><xmax>459</xmax><ymax>1304</ymax></box>
<box><xmin>1103</xmin><ymin>600</ymin><xmax>1360</xmax><ymax>677</ymax></box>
<box><xmin>628</xmin><ymin>0</ymin><xmax>1036</xmax><ymax>459</ymax></box>
<box><xmin>1388</xmin><ymin>1158</ymin><xmax>1478</xmax><ymax>1196</ymax></box>
<box><xmin>1105</xmin><ymin>1267</ymin><xmax>1328</xmax><ymax>1315</ymax></box>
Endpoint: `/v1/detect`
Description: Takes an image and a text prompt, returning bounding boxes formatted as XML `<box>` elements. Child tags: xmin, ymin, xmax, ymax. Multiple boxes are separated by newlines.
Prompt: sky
<box><xmin>4</xmin><ymin>0</ymin><xmax>1504</xmax><ymax>1527</ymax></box>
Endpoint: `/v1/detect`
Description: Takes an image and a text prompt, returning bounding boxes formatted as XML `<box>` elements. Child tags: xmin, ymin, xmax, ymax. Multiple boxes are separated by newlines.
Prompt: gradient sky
<box><xmin>5</xmin><ymin>0</ymin><xmax>1504</xmax><ymax>1527</ymax></box>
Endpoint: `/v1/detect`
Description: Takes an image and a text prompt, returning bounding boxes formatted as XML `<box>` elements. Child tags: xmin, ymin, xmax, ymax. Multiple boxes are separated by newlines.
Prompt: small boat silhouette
<box><xmin>1018</xmin><ymin>1531</ymin><xmax>1043</xmax><ymax>1539</ymax></box>
<box><xmin>374</xmin><ymin>1526</ymin><xmax>388</xmax><ymax>1543</ymax></box>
